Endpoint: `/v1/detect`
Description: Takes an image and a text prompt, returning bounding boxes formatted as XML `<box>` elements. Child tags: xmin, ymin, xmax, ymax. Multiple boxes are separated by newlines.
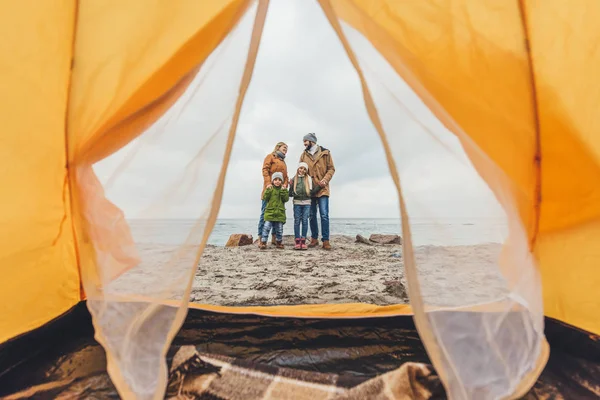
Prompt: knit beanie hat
<box><xmin>298</xmin><ymin>162</ymin><xmax>309</xmax><ymax>172</ymax></box>
<box><xmin>303</xmin><ymin>132</ymin><xmax>317</xmax><ymax>143</ymax></box>
<box><xmin>271</xmin><ymin>171</ymin><xmax>284</xmax><ymax>183</ymax></box>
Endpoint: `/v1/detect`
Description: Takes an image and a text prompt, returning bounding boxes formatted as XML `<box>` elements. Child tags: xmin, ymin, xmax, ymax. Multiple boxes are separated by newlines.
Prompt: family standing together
<box><xmin>258</xmin><ymin>132</ymin><xmax>335</xmax><ymax>250</ymax></box>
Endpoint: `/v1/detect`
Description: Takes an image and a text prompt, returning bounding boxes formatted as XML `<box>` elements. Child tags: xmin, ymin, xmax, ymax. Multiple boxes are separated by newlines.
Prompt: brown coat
<box><xmin>261</xmin><ymin>153</ymin><xmax>288</xmax><ymax>198</ymax></box>
<box><xmin>299</xmin><ymin>146</ymin><xmax>335</xmax><ymax>197</ymax></box>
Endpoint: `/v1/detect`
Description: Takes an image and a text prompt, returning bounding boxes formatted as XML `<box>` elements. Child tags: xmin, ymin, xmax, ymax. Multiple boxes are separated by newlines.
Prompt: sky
<box><xmin>94</xmin><ymin>0</ymin><xmax>504</xmax><ymax>222</ymax></box>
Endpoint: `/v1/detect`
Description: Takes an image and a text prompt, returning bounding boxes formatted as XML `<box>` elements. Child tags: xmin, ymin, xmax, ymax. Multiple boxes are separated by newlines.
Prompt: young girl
<box><xmin>259</xmin><ymin>172</ymin><xmax>289</xmax><ymax>250</ymax></box>
<box><xmin>289</xmin><ymin>162</ymin><xmax>320</xmax><ymax>250</ymax></box>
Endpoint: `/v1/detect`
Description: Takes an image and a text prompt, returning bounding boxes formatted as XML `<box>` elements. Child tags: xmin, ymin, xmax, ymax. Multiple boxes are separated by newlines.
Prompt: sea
<box><xmin>128</xmin><ymin>218</ymin><xmax>508</xmax><ymax>247</ymax></box>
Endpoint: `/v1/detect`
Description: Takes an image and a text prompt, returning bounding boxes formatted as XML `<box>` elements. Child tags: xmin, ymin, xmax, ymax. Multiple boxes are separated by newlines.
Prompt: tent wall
<box><xmin>1</xmin><ymin>0</ymin><xmax>256</xmax><ymax>395</ymax></box>
<box><xmin>64</xmin><ymin>1</ymin><xmax>256</xmax><ymax>398</ymax></box>
<box><xmin>319</xmin><ymin>1</ymin><xmax>546</xmax><ymax>398</ymax></box>
<box><xmin>2</xmin><ymin>0</ymin><xmax>599</xmax><ymax>398</ymax></box>
<box><xmin>331</xmin><ymin>0</ymin><xmax>600</xmax><ymax>336</ymax></box>
<box><xmin>68</xmin><ymin>0</ymin><xmax>252</xmax><ymax>294</ymax></box>
<box><xmin>0</xmin><ymin>1</ymin><xmax>80</xmax><ymax>343</ymax></box>
<box><xmin>526</xmin><ymin>1</ymin><xmax>600</xmax><ymax>336</ymax></box>
<box><xmin>328</xmin><ymin>0</ymin><xmax>538</xmax><ymax>238</ymax></box>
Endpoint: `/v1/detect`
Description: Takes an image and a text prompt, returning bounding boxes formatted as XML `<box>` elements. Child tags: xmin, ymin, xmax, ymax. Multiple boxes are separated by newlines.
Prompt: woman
<box><xmin>258</xmin><ymin>142</ymin><xmax>288</xmax><ymax>245</ymax></box>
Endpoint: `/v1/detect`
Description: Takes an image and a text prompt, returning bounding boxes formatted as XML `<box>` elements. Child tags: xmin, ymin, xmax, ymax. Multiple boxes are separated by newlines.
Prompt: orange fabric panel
<box><xmin>334</xmin><ymin>0</ymin><xmax>600</xmax><ymax>335</ymax></box>
<box><xmin>189</xmin><ymin>301</ymin><xmax>413</xmax><ymax>318</ymax></box>
<box><xmin>67</xmin><ymin>0</ymin><xmax>250</xmax><ymax>164</ymax></box>
<box><xmin>65</xmin><ymin>0</ymin><xmax>252</xmax><ymax>292</ymax></box>
<box><xmin>526</xmin><ymin>1</ymin><xmax>600</xmax><ymax>335</ymax></box>
<box><xmin>524</xmin><ymin>1</ymin><xmax>600</xmax><ymax>234</ymax></box>
<box><xmin>536</xmin><ymin>220</ymin><xmax>600</xmax><ymax>335</ymax></box>
<box><xmin>0</xmin><ymin>1</ymin><xmax>80</xmax><ymax>343</ymax></box>
<box><xmin>330</xmin><ymin>0</ymin><xmax>538</xmax><ymax>238</ymax></box>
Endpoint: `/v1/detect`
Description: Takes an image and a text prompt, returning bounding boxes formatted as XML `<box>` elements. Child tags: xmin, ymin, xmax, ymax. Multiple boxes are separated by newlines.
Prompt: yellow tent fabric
<box><xmin>0</xmin><ymin>1</ymin><xmax>80</xmax><ymax>344</ymax></box>
<box><xmin>0</xmin><ymin>0</ymin><xmax>252</xmax><ymax>343</ymax></box>
<box><xmin>526</xmin><ymin>1</ymin><xmax>600</xmax><ymax>338</ymax></box>
<box><xmin>329</xmin><ymin>0</ymin><xmax>600</xmax><ymax>335</ymax></box>
<box><xmin>1</xmin><ymin>0</ymin><xmax>599</xmax><ymax>397</ymax></box>
<box><xmin>69</xmin><ymin>0</ymin><xmax>252</xmax><ymax>295</ymax></box>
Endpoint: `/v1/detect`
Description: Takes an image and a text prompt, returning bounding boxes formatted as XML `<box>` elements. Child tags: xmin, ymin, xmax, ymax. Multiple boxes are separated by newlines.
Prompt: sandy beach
<box><xmin>108</xmin><ymin>235</ymin><xmax>507</xmax><ymax>308</ymax></box>
<box><xmin>191</xmin><ymin>235</ymin><xmax>507</xmax><ymax>308</ymax></box>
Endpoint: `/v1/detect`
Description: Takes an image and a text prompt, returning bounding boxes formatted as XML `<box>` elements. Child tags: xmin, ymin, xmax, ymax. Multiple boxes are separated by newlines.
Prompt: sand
<box><xmin>108</xmin><ymin>235</ymin><xmax>507</xmax><ymax>308</ymax></box>
<box><xmin>191</xmin><ymin>235</ymin><xmax>507</xmax><ymax>308</ymax></box>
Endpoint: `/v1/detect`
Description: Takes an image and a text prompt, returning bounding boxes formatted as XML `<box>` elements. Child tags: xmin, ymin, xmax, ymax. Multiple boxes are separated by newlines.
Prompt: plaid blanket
<box><xmin>166</xmin><ymin>346</ymin><xmax>443</xmax><ymax>400</ymax></box>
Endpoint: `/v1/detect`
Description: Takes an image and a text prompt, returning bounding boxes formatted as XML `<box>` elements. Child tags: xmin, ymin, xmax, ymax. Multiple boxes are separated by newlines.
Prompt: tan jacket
<box><xmin>299</xmin><ymin>146</ymin><xmax>335</xmax><ymax>197</ymax></box>
<box><xmin>261</xmin><ymin>153</ymin><xmax>288</xmax><ymax>198</ymax></box>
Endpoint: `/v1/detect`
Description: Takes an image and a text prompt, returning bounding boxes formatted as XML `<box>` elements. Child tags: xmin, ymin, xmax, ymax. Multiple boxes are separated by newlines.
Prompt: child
<box><xmin>289</xmin><ymin>162</ymin><xmax>320</xmax><ymax>250</ymax></box>
<box><xmin>259</xmin><ymin>172</ymin><xmax>289</xmax><ymax>249</ymax></box>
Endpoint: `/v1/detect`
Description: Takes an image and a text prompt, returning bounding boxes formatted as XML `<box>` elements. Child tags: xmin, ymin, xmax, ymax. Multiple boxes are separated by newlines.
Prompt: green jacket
<box><xmin>289</xmin><ymin>176</ymin><xmax>321</xmax><ymax>201</ymax></box>
<box><xmin>262</xmin><ymin>186</ymin><xmax>289</xmax><ymax>223</ymax></box>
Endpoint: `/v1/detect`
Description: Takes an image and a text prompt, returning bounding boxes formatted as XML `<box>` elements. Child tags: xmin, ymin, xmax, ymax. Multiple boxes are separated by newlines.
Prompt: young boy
<box><xmin>260</xmin><ymin>172</ymin><xmax>290</xmax><ymax>249</ymax></box>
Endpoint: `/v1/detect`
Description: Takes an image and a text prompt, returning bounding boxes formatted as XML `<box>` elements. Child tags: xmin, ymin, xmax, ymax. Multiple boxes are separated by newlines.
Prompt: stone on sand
<box><xmin>369</xmin><ymin>234</ymin><xmax>402</xmax><ymax>245</ymax></box>
<box><xmin>355</xmin><ymin>234</ymin><xmax>372</xmax><ymax>245</ymax></box>
<box><xmin>225</xmin><ymin>234</ymin><xmax>254</xmax><ymax>247</ymax></box>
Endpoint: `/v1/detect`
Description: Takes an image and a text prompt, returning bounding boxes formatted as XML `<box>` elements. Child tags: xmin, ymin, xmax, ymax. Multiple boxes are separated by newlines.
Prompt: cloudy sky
<box><xmin>95</xmin><ymin>0</ymin><xmax>504</xmax><ymax>222</ymax></box>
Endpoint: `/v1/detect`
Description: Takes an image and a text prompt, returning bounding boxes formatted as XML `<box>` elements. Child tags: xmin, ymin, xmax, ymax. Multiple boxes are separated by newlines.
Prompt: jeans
<box><xmin>257</xmin><ymin>199</ymin><xmax>268</xmax><ymax>238</ymax></box>
<box><xmin>262</xmin><ymin>221</ymin><xmax>283</xmax><ymax>242</ymax></box>
<box><xmin>293</xmin><ymin>204</ymin><xmax>310</xmax><ymax>239</ymax></box>
<box><xmin>310</xmin><ymin>196</ymin><xmax>329</xmax><ymax>241</ymax></box>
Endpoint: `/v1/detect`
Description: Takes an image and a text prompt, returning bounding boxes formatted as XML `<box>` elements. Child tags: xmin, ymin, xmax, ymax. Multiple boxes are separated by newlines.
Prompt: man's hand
<box><xmin>319</xmin><ymin>179</ymin><xmax>327</xmax><ymax>187</ymax></box>
<box><xmin>283</xmin><ymin>183</ymin><xmax>288</xmax><ymax>189</ymax></box>
<box><xmin>266</xmin><ymin>184</ymin><xmax>273</xmax><ymax>189</ymax></box>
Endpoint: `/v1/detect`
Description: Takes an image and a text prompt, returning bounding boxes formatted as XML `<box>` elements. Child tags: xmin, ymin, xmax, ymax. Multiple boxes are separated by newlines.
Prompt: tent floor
<box><xmin>0</xmin><ymin>302</ymin><xmax>598</xmax><ymax>398</ymax></box>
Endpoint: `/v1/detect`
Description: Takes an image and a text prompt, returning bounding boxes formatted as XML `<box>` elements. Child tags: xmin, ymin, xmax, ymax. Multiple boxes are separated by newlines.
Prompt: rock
<box><xmin>225</xmin><ymin>234</ymin><xmax>254</xmax><ymax>247</ymax></box>
<box><xmin>369</xmin><ymin>234</ymin><xmax>402</xmax><ymax>245</ymax></box>
<box><xmin>355</xmin><ymin>234</ymin><xmax>372</xmax><ymax>245</ymax></box>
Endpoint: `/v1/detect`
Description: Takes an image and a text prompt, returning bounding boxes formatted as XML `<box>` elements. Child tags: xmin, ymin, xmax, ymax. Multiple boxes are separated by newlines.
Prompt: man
<box><xmin>299</xmin><ymin>132</ymin><xmax>335</xmax><ymax>250</ymax></box>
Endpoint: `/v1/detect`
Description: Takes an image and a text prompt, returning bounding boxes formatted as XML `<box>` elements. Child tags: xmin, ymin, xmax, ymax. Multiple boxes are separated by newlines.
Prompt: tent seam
<box><xmin>517</xmin><ymin>0</ymin><xmax>543</xmax><ymax>250</ymax></box>
<box><xmin>63</xmin><ymin>0</ymin><xmax>85</xmax><ymax>301</ymax></box>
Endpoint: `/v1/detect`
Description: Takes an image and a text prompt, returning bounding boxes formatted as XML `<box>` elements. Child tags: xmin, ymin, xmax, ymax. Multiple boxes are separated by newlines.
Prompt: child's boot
<box><xmin>300</xmin><ymin>238</ymin><xmax>308</xmax><ymax>250</ymax></box>
<box><xmin>294</xmin><ymin>238</ymin><xmax>301</xmax><ymax>250</ymax></box>
<box><xmin>259</xmin><ymin>241</ymin><xmax>267</xmax><ymax>250</ymax></box>
<box><xmin>276</xmin><ymin>241</ymin><xmax>284</xmax><ymax>249</ymax></box>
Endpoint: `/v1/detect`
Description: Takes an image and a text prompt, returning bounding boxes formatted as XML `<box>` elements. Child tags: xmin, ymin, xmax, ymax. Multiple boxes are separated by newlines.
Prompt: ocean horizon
<box><xmin>127</xmin><ymin>217</ymin><xmax>508</xmax><ymax>247</ymax></box>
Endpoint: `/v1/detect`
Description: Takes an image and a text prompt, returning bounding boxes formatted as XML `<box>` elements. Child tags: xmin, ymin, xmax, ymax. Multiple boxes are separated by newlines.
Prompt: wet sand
<box><xmin>190</xmin><ymin>235</ymin><xmax>507</xmax><ymax>308</ymax></box>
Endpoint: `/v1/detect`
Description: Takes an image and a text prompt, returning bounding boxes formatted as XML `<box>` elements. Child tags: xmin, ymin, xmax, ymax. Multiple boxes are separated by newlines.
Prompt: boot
<box><xmin>276</xmin><ymin>241</ymin><xmax>284</xmax><ymax>249</ymax></box>
<box><xmin>271</xmin><ymin>234</ymin><xmax>277</xmax><ymax>246</ymax></box>
<box><xmin>258</xmin><ymin>241</ymin><xmax>267</xmax><ymax>250</ymax></box>
<box><xmin>308</xmin><ymin>238</ymin><xmax>319</xmax><ymax>248</ymax></box>
<box><xmin>294</xmin><ymin>238</ymin><xmax>301</xmax><ymax>250</ymax></box>
<box><xmin>322</xmin><ymin>240</ymin><xmax>331</xmax><ymax>250</ymax></box>
<box><xmin>300</xmin><ymin>238</ymin><xmax>308</xmax><ymax>250</ymax></box>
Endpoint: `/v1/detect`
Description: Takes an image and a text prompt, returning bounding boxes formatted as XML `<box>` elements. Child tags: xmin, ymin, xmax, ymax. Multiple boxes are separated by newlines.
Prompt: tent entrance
<box><xmin>74</xmin><ymin>0</ymin><xmax>543</xmax><ymax>398</ymax></box>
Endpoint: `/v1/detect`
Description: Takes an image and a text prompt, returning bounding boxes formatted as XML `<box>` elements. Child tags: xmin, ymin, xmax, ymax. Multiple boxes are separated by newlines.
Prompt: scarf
<box><xmin>275</xmin><ymin>151</ymin><xmax>286</xmax><ymax>160</ymax></box>
<box><xmin>309</xmin><ymin>144</ymin><xmax>319</xmax><ymax>156</ymax></box>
